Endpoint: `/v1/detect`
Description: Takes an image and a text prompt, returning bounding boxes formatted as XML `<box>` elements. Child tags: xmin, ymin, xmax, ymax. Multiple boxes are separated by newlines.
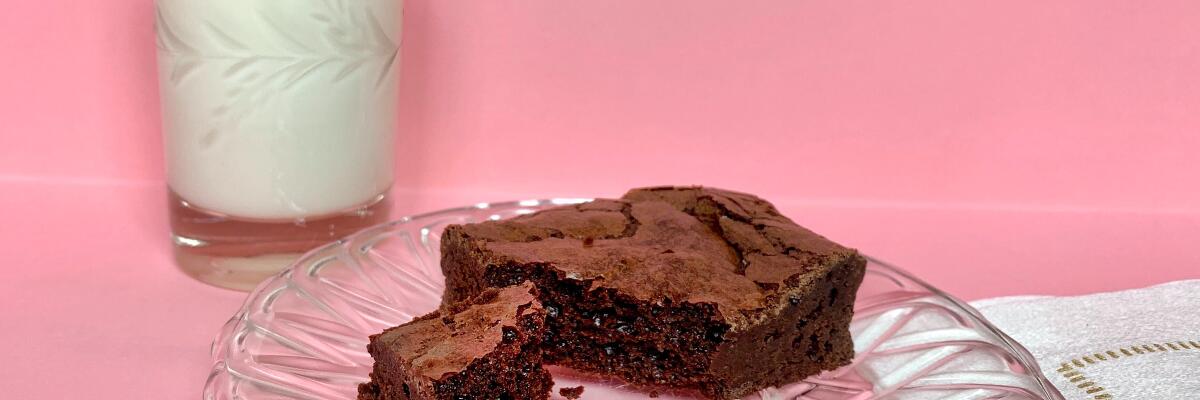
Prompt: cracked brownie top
<box><xmin>449</xmin><ymin>186</ymin><xmax>857</xmax><ymax>329</ymax></box>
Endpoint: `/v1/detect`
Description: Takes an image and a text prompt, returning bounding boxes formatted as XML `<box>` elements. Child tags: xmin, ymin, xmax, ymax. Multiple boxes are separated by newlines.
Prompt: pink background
<box><xmin>2</xmin><ymin>1</ymin><xmax>1198</xmax><ymax>398</ymax></box>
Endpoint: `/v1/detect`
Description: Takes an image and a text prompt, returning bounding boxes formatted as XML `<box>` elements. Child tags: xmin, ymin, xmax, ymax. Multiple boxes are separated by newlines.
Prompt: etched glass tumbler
<box><xmin>155</xmin><ymin>0</ymin><xmax>400</xmax><ymax>290</ymax></box>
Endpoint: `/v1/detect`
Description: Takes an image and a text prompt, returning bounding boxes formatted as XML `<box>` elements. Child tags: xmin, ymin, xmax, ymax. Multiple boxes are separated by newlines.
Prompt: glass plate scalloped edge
<box><xmin>204</xmin><ymin>199</ymin><xmax>1066</xmax><ymax>400</ymax></box>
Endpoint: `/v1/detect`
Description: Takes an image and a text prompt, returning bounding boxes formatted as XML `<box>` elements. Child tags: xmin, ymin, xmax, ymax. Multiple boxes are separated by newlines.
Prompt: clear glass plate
<box><xmin>204</xmin><ymin>199</ymin><xmax>1065</xmax><ymax>400</ymax></box>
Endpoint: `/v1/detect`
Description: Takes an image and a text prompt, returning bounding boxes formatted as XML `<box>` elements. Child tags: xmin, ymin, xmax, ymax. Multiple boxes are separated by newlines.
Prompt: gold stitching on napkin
<box><xmin>1056</xmin><ymin>340</ymin><xmax>1200</xmax><ymax>400</ymax></box>
<box><xmin>1058</xmin><ymin>364</ymin><xmax>1102</xmax><ymax>399</ymax></box>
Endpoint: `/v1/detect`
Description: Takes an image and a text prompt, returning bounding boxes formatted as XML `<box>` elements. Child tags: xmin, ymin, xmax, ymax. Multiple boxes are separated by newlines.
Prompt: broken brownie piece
<box><xmin>440</xmin><ymin>186</ymin><xmax>867</xmax><ymax>399</ymax></box>
<box><xmin>358</xmin><ymin>282</ymin><xmax>553</xmax><ymax>400</ymax></box>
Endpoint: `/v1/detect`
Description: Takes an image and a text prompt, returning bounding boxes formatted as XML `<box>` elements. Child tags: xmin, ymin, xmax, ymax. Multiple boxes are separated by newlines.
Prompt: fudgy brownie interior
<box><xmin>358</xmin><ymin>283</ymin><xmax>553</xmax><ymax>400</ymax></box>
<box><xmin>440</xmin><ymin>186</ymin><xmax>866</xmax><ymax>399</ymax></box>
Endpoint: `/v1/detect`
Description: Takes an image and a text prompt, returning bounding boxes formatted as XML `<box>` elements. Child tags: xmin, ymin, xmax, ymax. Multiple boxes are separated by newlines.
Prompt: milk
<box><xmin>156</xmin><ymin>0</ymin><xmax>398</xmax><ymax>220</ymax></box>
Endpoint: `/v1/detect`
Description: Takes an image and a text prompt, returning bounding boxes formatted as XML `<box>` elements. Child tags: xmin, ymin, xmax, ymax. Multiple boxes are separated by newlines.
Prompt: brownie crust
<box><xmin>359</xmin><ymin>282</ymin><xmax>554</xmax><ymax>400</ymax></box>
<box><xmin>440</xmin><ymin>186</ymin><xmax>867</xmax><ymax>399</ymax></box>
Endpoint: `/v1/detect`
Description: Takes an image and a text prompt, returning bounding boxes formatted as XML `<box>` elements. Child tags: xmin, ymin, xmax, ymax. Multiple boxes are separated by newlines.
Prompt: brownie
<box><xmin>559</xmin><ymin>386</ymin><xmax>585</xmax><ymax>399</ymax></box>
<box><xmin>358</xmin><ymin>282</ymin><xmax>554</xmax><ymax>400</ymax></box>
<box><xmin>440</xmin><ymin>186</ymin><xmax>867</xmax><ymax>399</ymax></box>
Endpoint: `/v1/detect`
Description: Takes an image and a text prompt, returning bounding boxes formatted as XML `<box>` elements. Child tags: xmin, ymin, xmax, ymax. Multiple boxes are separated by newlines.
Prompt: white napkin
<box><xmin>849</xmin><ymin>278</ymin><xmax>1195</xmax><ymax>396</ymax></box>
<box><xmin>973</xmin><ymin>280</ymin><xmax>1200</xmax><ymax>400</ymax></box>
<box><xmin>849</xmin><ymin>280</ymin><xmax>1200</xmax><ymax>400</ymax></box>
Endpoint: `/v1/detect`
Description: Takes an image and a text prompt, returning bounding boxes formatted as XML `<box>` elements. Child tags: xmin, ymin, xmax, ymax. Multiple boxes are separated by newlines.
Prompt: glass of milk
<box><xmin>156</xmin><ymin>0</ymin><xmax>399</xmax><ymax>290</ymax></box>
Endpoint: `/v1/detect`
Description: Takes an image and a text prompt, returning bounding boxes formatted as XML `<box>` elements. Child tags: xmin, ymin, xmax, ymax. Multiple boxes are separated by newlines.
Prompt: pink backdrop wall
<box><xmin>4</xmin><ymin>0</ymin><xmax>1199</xmax><ymax>211</ymax></box>
<box><xmin>3</xmin><ymin>2</ymin><xmax>1199</xmax><ymax>397</ymax></box>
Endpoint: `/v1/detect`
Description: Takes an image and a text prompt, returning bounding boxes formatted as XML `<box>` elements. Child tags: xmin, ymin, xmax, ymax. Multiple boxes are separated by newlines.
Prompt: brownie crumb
<box><xmin>559</xmin><ymin>386</ymin><xmax>585</xmax><ymax>399</ymax></box>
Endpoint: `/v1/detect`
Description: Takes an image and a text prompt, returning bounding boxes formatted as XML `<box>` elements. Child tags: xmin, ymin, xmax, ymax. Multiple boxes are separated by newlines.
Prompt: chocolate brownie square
<box><xmin>358</xmin><ymin>282</ymin><xmax>553</xmax><ymax>400</ymax></box>
<box><xmin>440</xmin><ymin>186</ymin><xmax>867</xmax><ymax>399</ymax></box>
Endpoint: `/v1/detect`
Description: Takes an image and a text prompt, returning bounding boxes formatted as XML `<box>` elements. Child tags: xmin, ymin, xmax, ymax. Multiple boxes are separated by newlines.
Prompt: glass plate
<box><xmin>204</xmin><ymin>199</ymin><xmax>1065</xmax><ymax>400</ymax></box>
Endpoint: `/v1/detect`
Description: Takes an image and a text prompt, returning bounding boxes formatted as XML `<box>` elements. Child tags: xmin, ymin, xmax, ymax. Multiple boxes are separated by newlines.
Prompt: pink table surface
<box><xmin>2</xmin><ymin>181</ymin><xmax>1197</xmax><ymax>399</ymax></box>
<box><xmin>3</xmin><ymin>0</ymin><xmax>1200</xmax><ymax>398</ymax></box>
